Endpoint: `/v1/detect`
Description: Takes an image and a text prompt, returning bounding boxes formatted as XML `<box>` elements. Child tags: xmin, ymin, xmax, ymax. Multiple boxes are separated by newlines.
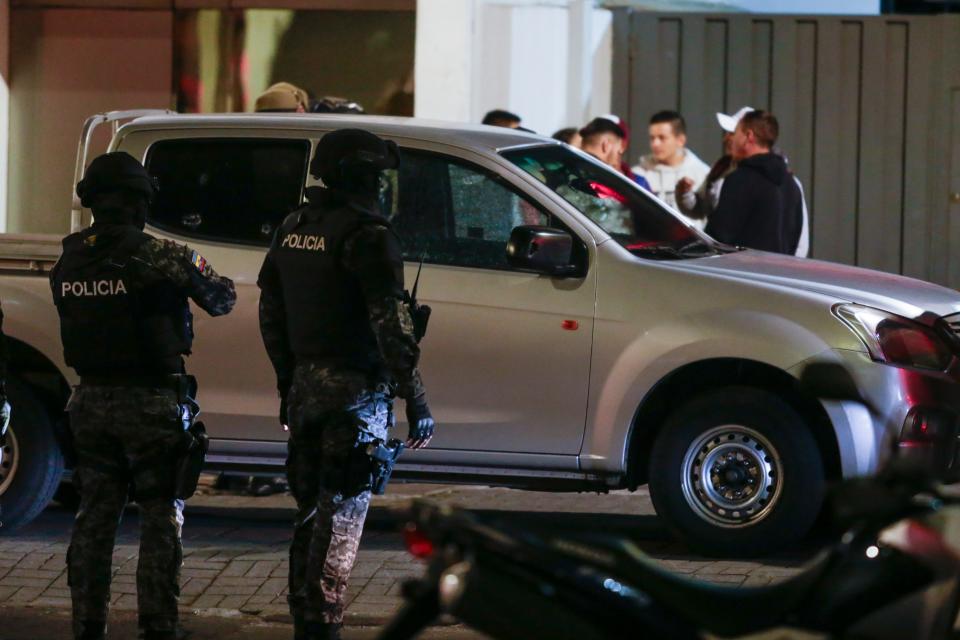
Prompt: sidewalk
<box><xmin>0</xmin><ymin>477</ymin><xmax>810</xmax><ymax>631</ymax></box>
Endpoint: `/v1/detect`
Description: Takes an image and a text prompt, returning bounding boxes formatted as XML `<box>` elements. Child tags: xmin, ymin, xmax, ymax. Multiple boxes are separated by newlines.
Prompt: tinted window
<box><xmin>383</xmin><ymin>151</ymin><xmax>559</xmax><ymax>270</ymax></box>
<box><xmin>146</xmin><ymin>138</ymin><xmax>310</xmax><ymax>246</ymax></box>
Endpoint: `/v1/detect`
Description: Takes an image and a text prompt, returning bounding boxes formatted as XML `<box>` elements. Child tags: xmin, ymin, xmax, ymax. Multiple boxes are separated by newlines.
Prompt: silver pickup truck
<box><xmin>2</xmin><ymin>110</ymin><xmax>959</xmax><ymax>556</ymax></box>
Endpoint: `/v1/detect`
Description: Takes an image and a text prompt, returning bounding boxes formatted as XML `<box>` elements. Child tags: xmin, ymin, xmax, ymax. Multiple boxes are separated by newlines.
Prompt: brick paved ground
<box><xmin>0</xmin><ymin>476</ymin><xmax>814</xmax><ymax>633</ymax></box>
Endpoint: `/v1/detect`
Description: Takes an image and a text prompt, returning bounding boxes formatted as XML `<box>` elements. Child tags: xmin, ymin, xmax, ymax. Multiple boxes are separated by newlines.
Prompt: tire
<box><xmin>648</xmin><ymin>386</ymin><xmax>825</xmax><ymax>557</ymax></box>
<box><xmin>0</xmin><ymin>378</ymin><xmax>64</xmax><ymax>532</ymax></box>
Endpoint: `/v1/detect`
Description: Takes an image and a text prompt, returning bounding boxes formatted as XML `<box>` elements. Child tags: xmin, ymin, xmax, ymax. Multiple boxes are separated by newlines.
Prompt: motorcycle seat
<box><xmin>556</xmin><ymin>534</ymin><xmax>834</xmax><ymax>638</ymax></box>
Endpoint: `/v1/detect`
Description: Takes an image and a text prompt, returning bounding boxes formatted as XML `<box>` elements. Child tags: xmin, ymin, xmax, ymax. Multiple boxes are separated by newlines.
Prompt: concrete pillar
<box><xmin>415</xmin><ymin>0</ymin><xmax>613</xmax><ymax>135</ymax></box>
<box><xmin>0</xmin><ymin>0</ymin><xmax>9</xmax><ymax>232</ymax></box>
<box><xmin>566</xmin><ymin>0</ymin><xmax>592</xmax><ymax>129</ymax></box>
<box><xmin>414</xmin><ymin>0</ymin><xmax>477</xmax><ymax>123</ymax></box>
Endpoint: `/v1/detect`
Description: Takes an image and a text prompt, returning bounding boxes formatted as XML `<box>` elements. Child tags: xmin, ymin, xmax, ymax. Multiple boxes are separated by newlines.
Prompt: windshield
<box><xmin>502</xmin><ymin>145</ymin><xmax>719</xmax><ymax>259</ymax></box>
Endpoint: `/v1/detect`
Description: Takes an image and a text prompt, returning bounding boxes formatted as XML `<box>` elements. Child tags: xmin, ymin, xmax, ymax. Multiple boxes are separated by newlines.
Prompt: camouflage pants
<box><xmin>66</xmin><ymin>385</ymin><xmax>188</xmax><ymax>638</ymax></box>
<box><xmin>286</xmin><ymin>364</ymin><xmax>392</xmax><ymax>625</ymax></box>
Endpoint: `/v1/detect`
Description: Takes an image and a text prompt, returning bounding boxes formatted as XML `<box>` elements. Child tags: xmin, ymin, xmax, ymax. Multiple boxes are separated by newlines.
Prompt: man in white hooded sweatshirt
<box><xmin>633</xmin><ymin>110</ymin><xmax>710</xmax><ymax>229</ymax></box>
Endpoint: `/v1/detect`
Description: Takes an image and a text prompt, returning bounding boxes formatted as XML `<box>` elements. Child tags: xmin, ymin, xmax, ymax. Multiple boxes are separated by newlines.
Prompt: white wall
<box><xmin>415</xmin><ymin>0</ymin><xmax>614</xmax><ymax>136</ymax></box>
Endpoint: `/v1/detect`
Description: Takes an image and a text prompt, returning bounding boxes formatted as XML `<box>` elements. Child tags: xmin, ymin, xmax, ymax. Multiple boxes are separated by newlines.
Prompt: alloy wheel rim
<box><xmin>0</xmin><ymin>427</ymin><xmax>20</xmax><ymax>496</ymax></box>
<box><xmin>680</xmin><ymin>425</ymin><xmax>783</xmax><ymax>528</ymax></box>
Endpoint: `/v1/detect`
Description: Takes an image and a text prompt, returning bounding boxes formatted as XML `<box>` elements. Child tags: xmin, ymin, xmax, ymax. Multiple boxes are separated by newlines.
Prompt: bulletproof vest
<box><xmin>51</xmin><ymin>225</ymin><xmax>193</xmax><ymax>376</ymax></box>
<box><xmin>270</xmin><ymin>202</ymin><xmax>389</xmax><ymax>372</ymax></box>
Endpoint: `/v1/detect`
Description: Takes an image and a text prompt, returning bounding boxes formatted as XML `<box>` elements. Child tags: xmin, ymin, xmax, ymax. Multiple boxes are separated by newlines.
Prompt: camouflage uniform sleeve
<box><xmin>132</xmin><ymin>239</ymin><xmax>237</xmax><ymax>317</ymax></box>
<box><xmin>256</xmin><ymin>246</ymin><xmax>294</xmax><ymax>393</ymax></box>
<box><xmin>342</xmin><ymin>224</ymin><xmax>425</xmax><ymax>400</ymax></box>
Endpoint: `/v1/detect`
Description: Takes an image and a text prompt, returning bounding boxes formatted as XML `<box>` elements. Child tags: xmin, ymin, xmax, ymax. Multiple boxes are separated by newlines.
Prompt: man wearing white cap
<box><xmin>677</xmin><ymin>106</ymin><xmax>810</xmax><ymax>257</ymax></box>
<box><xmin>703</xmin><ymin>110</ymin><xmax>803</xmax><ymax>254</ymax></box>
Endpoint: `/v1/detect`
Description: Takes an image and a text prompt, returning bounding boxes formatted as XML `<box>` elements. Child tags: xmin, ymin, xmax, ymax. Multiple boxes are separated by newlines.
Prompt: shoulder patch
<box><xmin>190</xmin><ymin>250</ymin><xmax>207</xmax><ymax>274</ymax></box>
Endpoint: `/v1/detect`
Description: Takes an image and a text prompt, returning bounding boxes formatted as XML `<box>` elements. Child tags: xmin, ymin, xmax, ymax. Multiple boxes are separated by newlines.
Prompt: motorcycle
<box><xmin>378</xmin><ymin>471</ymin><xmax>960</xmax><ymax>639</ymax></box>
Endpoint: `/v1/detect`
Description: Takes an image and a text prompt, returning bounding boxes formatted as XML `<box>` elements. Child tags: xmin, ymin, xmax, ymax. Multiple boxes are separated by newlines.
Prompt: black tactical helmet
<box><xmin>310</xmin><ymin>129</ymin><xmax>399</xmax><ymax>186</ymax></box>
<box><xmin>310</xmin><ymin>96</ymin><xmax>365</xmax><ymax>114</ymax></box>
<box><xmin>76</xmin><ymin>152</ymin><xmax>156</xmax><ymax>208</ymax></box>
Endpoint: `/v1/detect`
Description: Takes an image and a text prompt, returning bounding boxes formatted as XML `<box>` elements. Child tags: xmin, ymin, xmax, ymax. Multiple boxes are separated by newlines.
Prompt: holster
<box><xmin>368</xmin><ymin>438</ymin><xmax>405</xmax><ymax>495</ymax></box>
<box><xmin>174</xmin><ymin>420</ymin><xmax>208</xmax><ymax>500</ymax></box>
<box><xmin>173</xmin><ymin>375</ymin><xmax>207</xmax><ymax>500</ymax></box>
<box><xmin>338</xmin><ymin>437</ymin><xmax>405</xmax><ymax>496</ymax></box>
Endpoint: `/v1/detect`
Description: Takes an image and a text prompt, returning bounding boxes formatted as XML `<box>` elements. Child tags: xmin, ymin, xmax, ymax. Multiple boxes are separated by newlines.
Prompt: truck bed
<box><xmin>0</xmin><ymin>234</ymin><xmax>62</xmax><ymax>273</ymax></box>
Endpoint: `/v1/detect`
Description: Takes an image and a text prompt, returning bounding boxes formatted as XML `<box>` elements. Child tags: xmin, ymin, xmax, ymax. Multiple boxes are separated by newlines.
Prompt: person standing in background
<box><xmin>580</xmin><ymin>117</ymin><xmax>651</xmax><ymax>191</ymax></box>
<box><xmin>677</xmin><ymin>106</ymin><xmax>810</xmax><ymax>257</ymax></box>
<box><xmin>633</xmin><ymin>110</ymin><xmax>710</xmax><ymax>227</ymax></box>
<box><xmin>552</xmin><ymin>127</ymin><xmax>582</xmax><ymax>147</ymax></box>
<box><xmin>704</xmin><ymin>110</ymin><xmax>803</xmax><ymax>254</ymax></box>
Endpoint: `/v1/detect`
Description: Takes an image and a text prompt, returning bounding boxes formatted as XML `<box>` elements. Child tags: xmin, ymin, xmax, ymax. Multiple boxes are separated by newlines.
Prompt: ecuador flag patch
<box><xmin>190</xmin><ymin>250</ymin><xmax>207</xmax><ymax>274</ymax></box>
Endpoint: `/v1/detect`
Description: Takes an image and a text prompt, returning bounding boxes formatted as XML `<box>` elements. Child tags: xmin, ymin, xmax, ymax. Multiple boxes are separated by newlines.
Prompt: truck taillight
<box><xmin>900</xmin><ymin>407</ymin><xmax>958</xmax><ymax>443</ymax></box>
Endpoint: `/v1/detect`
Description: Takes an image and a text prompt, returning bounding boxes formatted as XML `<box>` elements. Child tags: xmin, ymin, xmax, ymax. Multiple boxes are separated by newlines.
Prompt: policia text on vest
<box><xmin>59</xmin><ymin>279</ymin><xmax>128</xmax><ymax>297</ymax></box>
<box><xmin>282</xmin><ymin>233</ymin><xmax>326</xmax><ymax>251</ymax></box>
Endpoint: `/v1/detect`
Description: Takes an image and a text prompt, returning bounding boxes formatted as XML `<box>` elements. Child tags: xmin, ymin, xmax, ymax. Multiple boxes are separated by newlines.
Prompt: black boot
<box><xmin>138</xmin><ymin>615</ymin><xmax>185</xmax><ymax>640</ymax></box>
<box><xmin>304</xmin><ymin>621</ymin><xmax>342</xmax><ymax>640</ymax></box>
<box><xmin>293</xmin><ymin>615</ymin><xmax>307</xmax><ymax>640</ymax></box>
<box><xmin>76</xmin><ymin>619</ymin><xmax>107</xmax><ymax>640</ymax></box>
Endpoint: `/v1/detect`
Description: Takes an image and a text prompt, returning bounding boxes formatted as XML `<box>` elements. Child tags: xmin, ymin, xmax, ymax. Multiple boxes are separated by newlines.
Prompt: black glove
<box><xmin>405</xmin><ymin>394</ymin><xmax>435</xmax><ymax>449</ymax></box>
<box><xmin>277</xmin><ymin>378</ymin><xmax>291</xmax><ymax>427</ymax></box>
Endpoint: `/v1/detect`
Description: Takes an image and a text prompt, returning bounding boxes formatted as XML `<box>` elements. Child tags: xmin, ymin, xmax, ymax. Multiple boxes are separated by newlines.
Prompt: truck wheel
<box><xmin>648</xmin><ymin>386</ymin><xmax>825</xmax><ymax>557</ymax></box>
<box><xmin>0</xmin><ymin>379</ymin><xmax>64</xmax><ymax>532</ymax></box>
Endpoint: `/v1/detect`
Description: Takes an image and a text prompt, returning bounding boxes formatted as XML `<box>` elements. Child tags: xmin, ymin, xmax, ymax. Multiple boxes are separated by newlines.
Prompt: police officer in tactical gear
<box><xmin>51</xmin><ymin>152</ymin><xmax>236</xmax><ymax>640</ymax></box>
<box><xmin>258</xmin><ymin>129</ymin><xmax>435</xmax><ymax>640</ymax></box>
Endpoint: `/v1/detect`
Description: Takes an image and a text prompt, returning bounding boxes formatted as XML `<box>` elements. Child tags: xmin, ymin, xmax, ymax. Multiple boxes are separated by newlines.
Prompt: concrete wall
<box><xmin>8</xmin><ymin>9</ymin><xmax>173</xmax><ymax>234</ymax></box>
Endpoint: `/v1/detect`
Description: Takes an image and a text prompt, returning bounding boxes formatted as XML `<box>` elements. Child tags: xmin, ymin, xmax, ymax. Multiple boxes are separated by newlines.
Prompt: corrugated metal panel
<box><xmin>612</xmin><ymin>11</ymin><xmax>960</xmax><ymax>287</ymax></box>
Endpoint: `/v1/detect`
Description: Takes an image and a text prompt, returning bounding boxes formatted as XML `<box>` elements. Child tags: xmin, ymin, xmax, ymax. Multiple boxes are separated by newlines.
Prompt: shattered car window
<box><xmin>384</xmin><ymin>150</ymin><xmax>550</xmax><ymax>270</ymax></box>
<box><xmin>503</xmin><ymin>145</ymin><xmax>720</xmax><ymax>260</ymax></box>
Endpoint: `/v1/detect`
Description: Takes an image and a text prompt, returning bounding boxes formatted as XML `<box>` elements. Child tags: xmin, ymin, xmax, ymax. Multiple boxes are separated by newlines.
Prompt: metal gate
<box><xmin>611</xmin><ymin>10</ymin><xmax>960</xmax><ymax>287</ymax></box>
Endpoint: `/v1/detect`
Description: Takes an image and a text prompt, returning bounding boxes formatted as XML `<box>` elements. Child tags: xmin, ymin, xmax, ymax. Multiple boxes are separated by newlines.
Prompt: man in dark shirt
<box><xmin>705</xmin><ymin>110</ymin><xmax>803</xmax><ymax>254</ymax></box>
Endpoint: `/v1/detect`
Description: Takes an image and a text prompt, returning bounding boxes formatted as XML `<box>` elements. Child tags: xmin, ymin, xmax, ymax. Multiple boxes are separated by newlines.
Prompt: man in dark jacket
<box><xmin>704</xmin><ymin>110</ymin><xmax>803</xmax><ymax>254</ymax></box>
<box><xmin>51</xmin><ymin>152</ymin><xmax>236</xmax><ymax>640</ymax></box>
<box><xmin>258</xmin><ymin>129</ymin><xmax>435</xmax><ymax>640</ymax></box>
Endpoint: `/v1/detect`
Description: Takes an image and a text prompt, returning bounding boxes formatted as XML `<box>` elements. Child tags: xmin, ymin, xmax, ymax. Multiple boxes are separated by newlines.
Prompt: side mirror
<box><xmin>505</xmin><ymin>226</ymin><xmax>578</xmax><ymax>277</ymax></box>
